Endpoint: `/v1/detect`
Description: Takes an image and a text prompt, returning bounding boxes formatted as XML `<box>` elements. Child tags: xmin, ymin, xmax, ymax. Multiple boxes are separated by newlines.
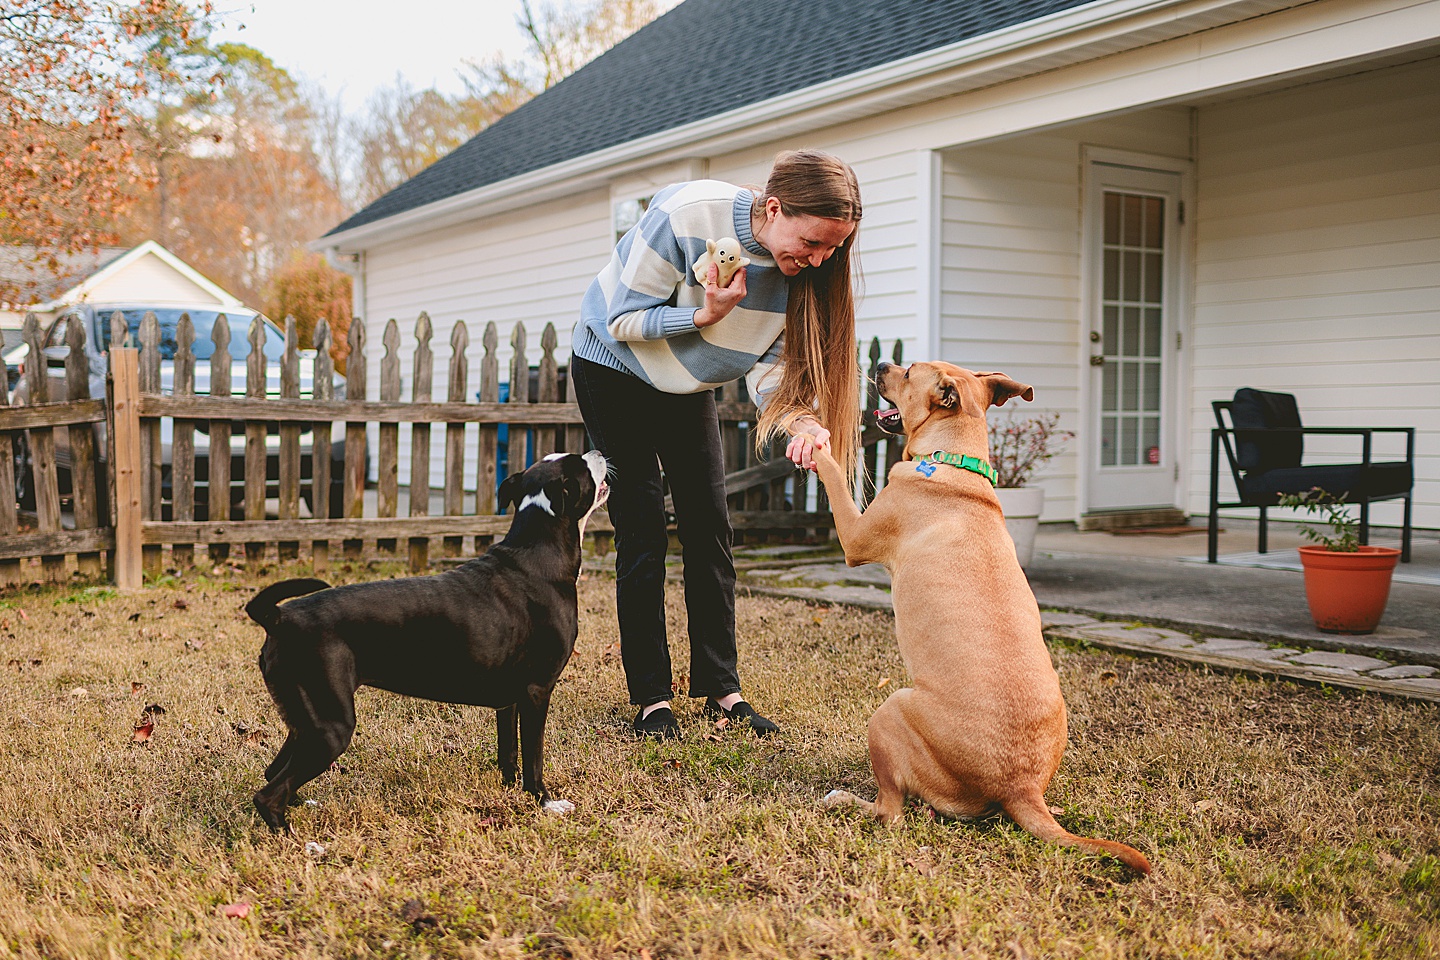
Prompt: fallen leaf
<box><xmin>30</xmin><ymin>659</ymin><xmax>39</xmax><ymax>667</ymax></box>
<box><xmin>399</xmin><ymin>899</ymin><xmax>425</xmax><ymax>923</ymax></box>
<box><xmin>714</xmin><ymin>716</ymin><xmax>729</xmax><ymax>731</ymax></box>
<box><xmin>16</xmin><ymin>609</ymin><xmax>28</xmax><ymax>622</ymax></box>
<box><xmin>664</xmin><ymin>759</ymin><xmax>681</xmax><ymax>769</ymax></box>
<box><xmin>132</xmin><ymin>720</ymin><xmax>154</xmax><ymax>742</ymax></box>
<box><xmin>704</xmin><ymin>734</ymin><xmax>723</xmax><ymax>743</ymax></box>
<box><xmin>131</xmin><ymin>681</ymin><xmax>145</xmax><ymax>695</ymax></box>
<box><xmin>1048</xmin><ymin>805</ymin><xmax>1065</xmax><ymax>816</ymax></box>
<box><xmin>172</xmin><ymin>599</ymin><xmax>188</xmax><ymax>610</ymax></box>
<box><xmin>1195</xmin><ymin>799</ymin><xmax>1217</xmax><ymax>812</ymax></box>
<box><xmin>127</xmin><ymin>613</ymin><xmax>141</xmax><ymax>622</ymax></box>
<box><xmin>219</xmin><ymin>902</ymin><xmax>250</xmax><ymax>919</ymax></box>
<box><xmin>906</xmin><ymin>846</ymin><xmax>936</xmax><ymax>876</ymax></box>
<box><xmin>69</xmin><ymin>687</ymin><xmax>89</xmax><ymax>698</ymax></box>
<box><xmin>141</xmin><ymin>704</ymin><xmax>166</xmax><ymax>719</ymax></box>
<box><xmin>876</xmin><ymin>676</ymin><xmax>890</xmax><ymax>689</ymax></box>
<box><xmin>304</xmin><ymin>841</ymin><xmax>326</xmax><ymax>858</ymax></box>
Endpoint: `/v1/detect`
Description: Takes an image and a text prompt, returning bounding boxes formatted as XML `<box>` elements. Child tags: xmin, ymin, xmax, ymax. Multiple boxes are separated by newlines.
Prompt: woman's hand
<box><xmin>693</xmin><ymin>263</ymin><xmax>747</xmax><ymax>328</ymax></box>
<box><xmin>786</xmin><ymin>416</ymin><xmax>830</xmax><ymax>471</ymax></box>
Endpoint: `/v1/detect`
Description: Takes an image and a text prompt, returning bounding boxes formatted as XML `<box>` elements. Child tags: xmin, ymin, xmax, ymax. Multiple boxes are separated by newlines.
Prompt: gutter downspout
<box><xmin>324</xmin><ymin>246</ymin><xmax>365</xmax><ymax>343</ymax></box>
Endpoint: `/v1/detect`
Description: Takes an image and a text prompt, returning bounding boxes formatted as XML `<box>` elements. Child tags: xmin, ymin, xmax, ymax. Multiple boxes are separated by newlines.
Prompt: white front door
<box><xmin>1084</xmin><ymin>160</ymin><xmax>1184</xmax><ymax>512</ymax></box>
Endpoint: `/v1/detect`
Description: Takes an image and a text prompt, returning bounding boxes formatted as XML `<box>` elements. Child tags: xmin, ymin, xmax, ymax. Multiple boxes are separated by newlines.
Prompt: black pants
<box><xmin>570</xmin><ymin>356</ymin><xmax>740</xmax><ymax>707</ymax></box>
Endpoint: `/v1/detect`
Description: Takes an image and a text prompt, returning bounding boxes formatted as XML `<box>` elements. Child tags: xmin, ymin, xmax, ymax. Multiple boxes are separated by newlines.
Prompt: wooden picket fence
<box><xmin>0</xmin><ymin>309</ymin><xmax>903</xmax><ymax>588</ymax></box>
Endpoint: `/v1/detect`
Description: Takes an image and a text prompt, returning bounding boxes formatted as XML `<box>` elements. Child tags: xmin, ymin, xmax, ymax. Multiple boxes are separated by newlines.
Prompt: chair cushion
<box><xmin>1240</xmin><ymin>462</ymin><xmax>1414</xmax><ymax>504</ymax></box>
<box><xmin>1231</xmin><ymin>388</ymin><xmax>1303</xmax><ymax>473</ymax></box>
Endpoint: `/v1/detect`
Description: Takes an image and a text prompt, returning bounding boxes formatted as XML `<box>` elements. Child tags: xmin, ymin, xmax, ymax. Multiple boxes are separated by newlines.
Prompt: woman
<box><xmin>570</xmin><ymin>149</ymin><xmax>863</xmax><ymax>739</ymax></box>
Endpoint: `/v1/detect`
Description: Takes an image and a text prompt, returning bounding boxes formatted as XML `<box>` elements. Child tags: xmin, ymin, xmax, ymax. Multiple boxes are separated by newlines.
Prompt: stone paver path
<box><xmin>720</xmin><ymin>552</ymin><xmax>1440</xmax><ymax>703</ymax></box>
<box><xmin>1040</xmin><ymin>612</ymin><xmax>1440</xmax><ymax>702</ymax></box>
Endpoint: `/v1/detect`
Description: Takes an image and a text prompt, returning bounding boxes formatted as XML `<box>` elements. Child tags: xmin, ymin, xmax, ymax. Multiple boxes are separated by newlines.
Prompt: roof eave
<box><xmin>313</xmin><ymin>0</ymin><xmax>1263</xmax><ymax>253</ymax></box>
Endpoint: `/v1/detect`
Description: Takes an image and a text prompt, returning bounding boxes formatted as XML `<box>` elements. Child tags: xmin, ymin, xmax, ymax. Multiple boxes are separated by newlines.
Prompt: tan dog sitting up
<box><xmin>811</xmin><ymin>361</ymin><xmax>1151</xmax><ymax>876</ymax></box>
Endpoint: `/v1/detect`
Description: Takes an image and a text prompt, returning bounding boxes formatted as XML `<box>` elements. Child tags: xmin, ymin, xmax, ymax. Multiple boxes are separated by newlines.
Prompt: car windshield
<box><xmin>99</xmin><ymin>309</ymin><xmax>284</xmax><ymax>361</ymax></box>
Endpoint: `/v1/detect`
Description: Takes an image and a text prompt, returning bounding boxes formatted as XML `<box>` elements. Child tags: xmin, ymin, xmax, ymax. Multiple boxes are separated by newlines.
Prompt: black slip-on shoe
<box><xmin>633</xmin><ymin>706</ymin><xmax>681</xmax><ymax>740</ymax></box>
<box><xmin>703</xmin><ymin>698</ymin><xmax>780</xmax><ymax>736</ymax></box>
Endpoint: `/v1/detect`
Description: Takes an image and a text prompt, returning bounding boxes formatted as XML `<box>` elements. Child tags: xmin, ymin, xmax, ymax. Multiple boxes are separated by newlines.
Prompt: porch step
<box><xmin>1078</xmin><ymin>508</ymin><xmax>1188</xmax><ymax>532</ymax></box>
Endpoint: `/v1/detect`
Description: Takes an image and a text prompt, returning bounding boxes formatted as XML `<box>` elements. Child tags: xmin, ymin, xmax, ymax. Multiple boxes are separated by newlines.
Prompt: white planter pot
<box><xmin>996</xmin><ymin>486</ymin><xmax>1045</xmax><ymax>570</ymax></box>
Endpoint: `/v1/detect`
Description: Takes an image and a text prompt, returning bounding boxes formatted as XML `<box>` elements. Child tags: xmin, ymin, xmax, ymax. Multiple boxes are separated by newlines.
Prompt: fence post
<box><xmin>110</xmin><ymin>347</ymin><xmax>143</xmax><ymax>590</ymax></box>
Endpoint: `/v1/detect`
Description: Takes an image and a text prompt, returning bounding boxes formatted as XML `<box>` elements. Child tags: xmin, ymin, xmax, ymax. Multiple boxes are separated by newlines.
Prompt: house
<box><xmin>1</xmin><ymin>240</ymin><xmax>244</xmax><ymax>350</ymax></box>
<box><xmin>316</xmin><ymin>0</ymin><xmax>1440</xmax><ymax>533</ymax></box>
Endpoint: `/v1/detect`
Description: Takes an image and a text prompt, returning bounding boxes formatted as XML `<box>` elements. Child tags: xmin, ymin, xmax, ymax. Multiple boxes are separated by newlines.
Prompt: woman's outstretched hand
<box><xmin>786</xmin><ymin>417</ymin><xmax>830</xmax><ymax>471</ymax></box>
<box><xmin>693</xmin><ymin>262</ymin><xmax>747</xmax><ymax>328</ymax></box>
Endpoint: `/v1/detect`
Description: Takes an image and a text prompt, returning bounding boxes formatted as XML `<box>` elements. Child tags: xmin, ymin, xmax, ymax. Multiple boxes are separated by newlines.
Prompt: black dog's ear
<box><xmin>497</xmin><ymin>472</ymin><xmax>527</xmax><ymax>512</ymax></box>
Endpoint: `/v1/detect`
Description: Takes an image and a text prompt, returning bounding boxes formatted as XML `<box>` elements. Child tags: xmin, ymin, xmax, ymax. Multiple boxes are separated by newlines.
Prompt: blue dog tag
<box><xmin>915</xmin><ymin>461</ymin><xmax>937</xmax><ymax>478</ymax></box>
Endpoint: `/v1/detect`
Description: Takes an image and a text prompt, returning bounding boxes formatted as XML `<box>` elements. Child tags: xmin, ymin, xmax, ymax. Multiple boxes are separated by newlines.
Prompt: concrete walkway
<box><xmin>728</xmin><ymin>521</ymin><xmax>1440</xmax><ymax>703</ymax></box>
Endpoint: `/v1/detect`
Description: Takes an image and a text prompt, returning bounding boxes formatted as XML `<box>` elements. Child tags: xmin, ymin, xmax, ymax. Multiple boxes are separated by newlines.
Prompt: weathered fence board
<box><xmin>22</xmin><ymin>315</ymin><xmax>64</xmax><ymax>580</ymax></box>
<box><xmin>207</xmin><ymin>313</ymin><xmax>233</xmax><ymax>564</ymax></box>
<box><xmin>4</xmin><ymin>306</ymin><xmax>902</xmax><ymax>587</ymax></box>
<box><xmin>409</xmin><ymin>314</ymin><xmax>434</xmax><ymax>570</ymax></box>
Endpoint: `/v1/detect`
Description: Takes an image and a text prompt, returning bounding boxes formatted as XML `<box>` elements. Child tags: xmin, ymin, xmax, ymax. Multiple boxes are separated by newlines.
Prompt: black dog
<box><xmin>244</xmin><ymin>450</ymin><xmax>609</xmax><ymax>831</ymax></box>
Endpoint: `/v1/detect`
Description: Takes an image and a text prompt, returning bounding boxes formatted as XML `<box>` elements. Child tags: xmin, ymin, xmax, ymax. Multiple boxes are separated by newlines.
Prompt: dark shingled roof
<box><xmin>327</xmin><ymin>0</ymin><xmax>1096</xmax><ymax>236</ymax></box>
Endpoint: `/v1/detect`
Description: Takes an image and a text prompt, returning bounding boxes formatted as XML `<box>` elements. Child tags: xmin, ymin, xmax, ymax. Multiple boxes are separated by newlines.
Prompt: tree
<box><xmin>0</xmin><ymin>0</ymin><xmax>212</xmax><ymax>304</ymax></box>
<box><xmin>114</xmin><ymin>38</ymin><xmax>347</xmax><ymax>305</ymax></box>
<box><xmin>349</xmin><ymin>0</ymin><xmax>676</xmax><ymax>207</ymax></box>
<box><xmin>263</xmin><ymin>250</ymin><xmax>352</xmax><ymax>371</ymax></box>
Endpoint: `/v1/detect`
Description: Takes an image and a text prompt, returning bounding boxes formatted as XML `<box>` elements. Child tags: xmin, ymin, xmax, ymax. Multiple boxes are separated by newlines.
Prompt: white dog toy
<box><xmin>692</xmin><ymin>237</ymin><xmax>750</xmax><ymax>287</ymax></box>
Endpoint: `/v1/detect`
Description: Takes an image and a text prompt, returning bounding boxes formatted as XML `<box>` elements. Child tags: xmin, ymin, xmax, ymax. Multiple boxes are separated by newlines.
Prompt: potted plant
<box><xmin>987</xmin><ymin>411</ymin><xmax>1074</xmax><ymax>569</ymax></box>
<box><xmin>1277</xmin><ymin>487</ymin><xmax>1402</xmax><ymax>634</ymax></box>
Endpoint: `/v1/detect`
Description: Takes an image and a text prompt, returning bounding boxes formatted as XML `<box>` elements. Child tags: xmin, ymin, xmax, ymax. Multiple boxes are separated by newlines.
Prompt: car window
<box><xmin>99</xmin><ymin>309</ymin><xmax>284</xmax><ymax>361</ymax></box>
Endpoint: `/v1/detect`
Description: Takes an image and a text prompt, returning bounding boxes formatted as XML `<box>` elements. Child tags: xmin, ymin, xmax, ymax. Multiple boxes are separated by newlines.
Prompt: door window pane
<box><xmin>1098</xmin><ymin>189</ymin><xmax>1168</xmax><ymax>469</ymax></box>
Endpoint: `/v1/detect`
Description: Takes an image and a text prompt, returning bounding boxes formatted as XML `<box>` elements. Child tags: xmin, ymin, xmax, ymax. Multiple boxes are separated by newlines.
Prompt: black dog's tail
<box><xmin>246</xmin><ymin>578</ymin><xmax>330</xmax><ymax>632</ymax></box>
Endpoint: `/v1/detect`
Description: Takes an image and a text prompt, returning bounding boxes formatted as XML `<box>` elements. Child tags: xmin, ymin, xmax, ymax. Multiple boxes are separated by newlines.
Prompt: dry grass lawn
<box><xmin>0</xmin><ymin>558</ymin><xmax>1437</xmax><ymax>959</ymax></box>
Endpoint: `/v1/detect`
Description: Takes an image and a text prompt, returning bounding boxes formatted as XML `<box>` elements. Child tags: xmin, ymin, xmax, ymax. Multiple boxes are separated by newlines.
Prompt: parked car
<box><xmin>8</xmin><ymin>302</ymin><xmax>360</xmax><ymax>520</ymax></box>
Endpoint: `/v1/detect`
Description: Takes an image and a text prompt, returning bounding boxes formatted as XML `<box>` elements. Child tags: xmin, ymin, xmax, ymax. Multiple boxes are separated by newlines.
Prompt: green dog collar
<box><xmin>916</xmin><ymin>450</ymin><xmax>999</xmax><ymax>486</ymax></box>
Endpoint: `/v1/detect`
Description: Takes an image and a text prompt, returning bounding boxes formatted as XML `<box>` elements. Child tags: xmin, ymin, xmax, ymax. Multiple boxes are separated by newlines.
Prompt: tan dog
<box><xmin>812</xmin><ymin>361</ymin><xmax>1151</xmax><ymax>875</ymax></box>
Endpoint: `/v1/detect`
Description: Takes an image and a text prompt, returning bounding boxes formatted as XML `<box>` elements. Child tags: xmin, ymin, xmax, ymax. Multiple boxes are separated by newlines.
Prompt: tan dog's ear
<box><xmin>932</xmin><ymin>375</ymin><xmax>960</xmax><ymax>412</ymax></box>
<box><xmin>977</xmin><ymin>372</ymin><xmax>1035</xmax><ymax>408</ymax></box>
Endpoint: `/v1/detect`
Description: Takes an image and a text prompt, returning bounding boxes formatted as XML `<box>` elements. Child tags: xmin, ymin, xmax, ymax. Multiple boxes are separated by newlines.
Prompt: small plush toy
<box><xmin>692</xmin><ymin>237</ymin><xmax>751</xmax><ymax>287</ymax></box>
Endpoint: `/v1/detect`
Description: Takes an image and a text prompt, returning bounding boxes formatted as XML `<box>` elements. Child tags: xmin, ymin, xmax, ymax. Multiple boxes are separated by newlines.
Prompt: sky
<box><xmin>208</xmin><ymin>0</ymin><xmax>535</xmax><ymax>112</ymax></box>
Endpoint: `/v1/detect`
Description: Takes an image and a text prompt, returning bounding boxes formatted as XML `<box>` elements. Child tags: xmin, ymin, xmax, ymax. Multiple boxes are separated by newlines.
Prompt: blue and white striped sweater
<box><xmin>571</xmin><ymin>180</ymin><xmax>789</xmax><ymax>411</ymax></box>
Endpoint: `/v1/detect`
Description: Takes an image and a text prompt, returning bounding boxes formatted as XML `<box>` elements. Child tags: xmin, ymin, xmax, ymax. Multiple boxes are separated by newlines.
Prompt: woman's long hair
<box><xmin>752</xmin><ymin>150</ymin><xmax>864</xmax><ymax>494</ymax></box>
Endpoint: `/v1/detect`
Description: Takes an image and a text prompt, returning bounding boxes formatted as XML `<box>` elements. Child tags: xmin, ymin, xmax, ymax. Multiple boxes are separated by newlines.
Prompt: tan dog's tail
<box><xmin>1004</xmin><ymin>794</ymin><xmax>1152</xmax><ymax>876</ymax></box>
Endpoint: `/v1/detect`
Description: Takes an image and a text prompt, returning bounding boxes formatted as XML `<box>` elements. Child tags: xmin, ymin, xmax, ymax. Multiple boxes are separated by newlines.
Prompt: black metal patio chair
<box><xmin>1208</xmin><ymin>388</ymin><xmax>1414</xmax><ymax>563</ymax></box>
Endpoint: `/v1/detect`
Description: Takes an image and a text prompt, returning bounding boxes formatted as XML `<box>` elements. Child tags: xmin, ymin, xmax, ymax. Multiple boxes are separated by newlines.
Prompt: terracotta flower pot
<box><xmin>1296</xmin><ymin>545</ymin><xmax>1402</xmax><ymax>634</ymax></box>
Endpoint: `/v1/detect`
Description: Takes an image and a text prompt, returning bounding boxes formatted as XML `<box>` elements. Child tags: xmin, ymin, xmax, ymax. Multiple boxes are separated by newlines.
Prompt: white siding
<box><xmin>86</xmin><ymin>253</ymin><xmax>223</xmax><ymax>305</ymax></box>
<box><xmin>939</xmin><ymin>110</ymin><xmax>1192</xmax><ymax>519</ymax></box>
<box><xmin>1190</xmin><ymin>57</ymin><xmax>1440</xmax><ymax>530</ymax></box>
<box><xmin>358</xmin><ymin>188</ymin><xmax>613</xmax><ymax>488</ymax></box>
